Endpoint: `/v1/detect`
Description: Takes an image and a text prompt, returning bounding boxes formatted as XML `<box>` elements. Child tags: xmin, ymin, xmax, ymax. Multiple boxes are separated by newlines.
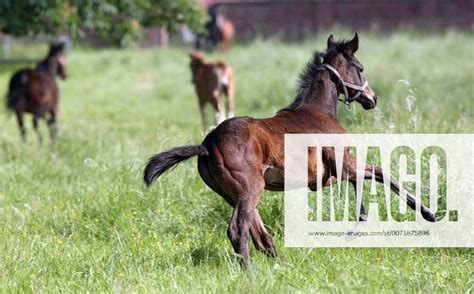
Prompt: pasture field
<box><xmin>0</xmin><ymin>31</ymin><xmax>473</xmax><ymax>292</ymax></box>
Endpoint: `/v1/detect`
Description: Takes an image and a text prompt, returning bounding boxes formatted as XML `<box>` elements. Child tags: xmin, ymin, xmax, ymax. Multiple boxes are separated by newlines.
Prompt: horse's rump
<box><xmin>6</xmin><ymin>68</ymin><xmax>31</xmax><ymax>110</ymax></box>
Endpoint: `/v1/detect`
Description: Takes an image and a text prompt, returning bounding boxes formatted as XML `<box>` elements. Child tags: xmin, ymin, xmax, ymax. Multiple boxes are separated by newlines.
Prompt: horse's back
<box><xmin>270</xmin><ymin>107</ymin><xmax>347</xmax><ymax>134</ymax></box>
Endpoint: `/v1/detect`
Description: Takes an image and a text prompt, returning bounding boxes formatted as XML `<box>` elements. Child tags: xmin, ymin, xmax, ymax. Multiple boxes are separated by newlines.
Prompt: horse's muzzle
<box><xmin>361</xmin><ymin>95</ymin><xmax>377</xmax><ymax>110</ymax></box>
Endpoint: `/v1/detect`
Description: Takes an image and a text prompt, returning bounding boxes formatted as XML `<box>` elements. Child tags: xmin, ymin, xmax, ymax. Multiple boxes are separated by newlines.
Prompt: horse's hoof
<box><xmin>423</xmin><ymin>209</ymin><xmax>436</xmax><ymax>222</ymax></box>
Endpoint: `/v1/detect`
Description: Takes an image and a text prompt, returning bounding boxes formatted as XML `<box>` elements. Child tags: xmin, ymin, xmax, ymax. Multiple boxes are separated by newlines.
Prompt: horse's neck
<box><xmin>302</xmin><ymin>71</ymin><xmax>339</xmax><ymax>119</ymax></box>
<box><xmin>36</xmin><ymin>57</ymin><xmax>56</xmax><ymax>76</ymax></box>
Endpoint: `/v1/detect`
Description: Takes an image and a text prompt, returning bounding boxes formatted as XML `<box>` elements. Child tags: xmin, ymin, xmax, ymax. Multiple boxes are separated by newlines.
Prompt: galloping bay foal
<box><xmin>146</xmin><ymin>34</ymin><xmax>436</xmax><ymax>267</ymax></box>
<box><xmin>189</xmin><ymin>52</ymin><xmax>235</xmax><ymax>130</ymax></box>
<box><xmin>5</xmin><ymin>40</ymin><xmax>68</xmax><ymax>142</ymax></box>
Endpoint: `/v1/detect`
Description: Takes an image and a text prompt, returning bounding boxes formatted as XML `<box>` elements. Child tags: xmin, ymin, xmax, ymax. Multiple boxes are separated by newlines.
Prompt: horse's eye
<box><xmin>355</xmin><ymin>64</ymin><xmax>364</xmax><ymax>72</ymax></box>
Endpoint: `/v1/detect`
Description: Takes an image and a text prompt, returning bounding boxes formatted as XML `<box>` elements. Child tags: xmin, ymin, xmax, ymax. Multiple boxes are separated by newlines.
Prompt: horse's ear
<box><xmin>189</xmin><ymin>51</ymin><xmax>204</xmax><ymax>60</ymax></box>
<box><xmin>327</xmin><ymin>34</ymin><xmax>337</xmax><ymax>49</ymax></box>
<box><xmin>345</xmin><ymin>33</ymin><xmax>359</xmax><ymax>55</ymax></box>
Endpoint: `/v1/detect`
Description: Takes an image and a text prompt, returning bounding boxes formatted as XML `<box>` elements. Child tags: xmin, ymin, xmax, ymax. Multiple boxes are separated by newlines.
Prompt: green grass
<box><xmin>0</xmin><ymin>30</ymin><xmax>473</xmax><ymax>292</ymax></box>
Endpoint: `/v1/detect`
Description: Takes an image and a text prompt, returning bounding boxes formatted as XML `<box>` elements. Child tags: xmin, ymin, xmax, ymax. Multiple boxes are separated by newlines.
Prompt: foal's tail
<box><xmin>144</xmin><ymin>145</ymin><xmax>208</xmax><ymax>186</ymax></box>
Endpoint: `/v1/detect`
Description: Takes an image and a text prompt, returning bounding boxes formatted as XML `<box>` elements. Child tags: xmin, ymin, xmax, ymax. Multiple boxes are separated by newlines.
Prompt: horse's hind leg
<box><xmin>249</xmin><ymin>209</ymin><xmax>277</xmax><ymax>257</ymax></box>
<box><xmin>210</xmin><ymin>95</ymin><xmax>225</xmax><ymax>125</ymax></box>
<box><xmin>326</xmin><ymin>150</ymin><xmax>368</xmax><ymax>221</ymax></box>
<box><xmin>199</xmin><ymin>100</ymin><xmax>208</xmax><ymax>131</ymax></box>
<box><xmin>15</xmin><ymin>110</ymin><xmax>26</xmax><ymax>140</ymax></box>
<box><xmin>228</xmin><ymin>199</ymin><xmax>254</xmax><ymax>268</ymax></box>
<box><xmin>227</xmin><ymin>179</ymin><xmax>265</xmax><ymax>268</ymax></box>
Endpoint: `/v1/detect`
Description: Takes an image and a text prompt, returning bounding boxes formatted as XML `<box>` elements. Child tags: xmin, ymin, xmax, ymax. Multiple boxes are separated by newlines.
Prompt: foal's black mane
<box><xmin>278</xmin><ymin>39</ymin><xmax>349</xmax><ymax>113</ymax></box>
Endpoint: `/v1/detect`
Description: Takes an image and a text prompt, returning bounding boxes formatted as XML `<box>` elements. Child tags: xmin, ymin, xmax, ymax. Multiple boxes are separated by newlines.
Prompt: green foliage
<box><xmin>141</xmin><ymin>0</ymin><xmax>208</xmax><ymax>33</ymax></box>
<box><xmin>0</xmin><ymin>31</ymin><xmax>472</xmax><ymax>291</ymax></box>
<box><xmin>0</xmin><ymin>0</ymin><xmax>80</xmax><ymax>36</ymax></box>
<box><xmin>0</xmin><ymin>0</ymin><xmax>207</xmax><ymax>47</ymax></box>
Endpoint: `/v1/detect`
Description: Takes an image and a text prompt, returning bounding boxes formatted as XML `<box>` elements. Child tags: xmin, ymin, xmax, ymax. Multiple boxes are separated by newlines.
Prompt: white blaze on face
<box><xmin>363</xmin><ymin>82</ymin><xmax>377</xmax><ymax>104</ymax></box>
<box><xmin>57</xmin><ymin>54</ymin><xmax>68</xmax><ymax>65</ymax></box>
<box><xmin>358</xmin><ymin>73</ymin><xmax>375</xmax><ymax>101</ymax></box>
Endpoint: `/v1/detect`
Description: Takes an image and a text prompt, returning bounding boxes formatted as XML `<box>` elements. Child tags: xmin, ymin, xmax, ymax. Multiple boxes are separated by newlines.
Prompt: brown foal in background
<box><xmin>215</xmin><ymin>13</ymin><xmax>235</xmax><ymax>52</ymax></box>
<box><xmin>5</xmin><ymin>39</ymin><xmax>69</xmax><ymax>142</ymax></box>
<box><xmin>189</xmin><ymin>52</ymin><xmax>235</xmax><ymax>130</ymax></box>
<box><xmin>146</xmin><ymin>34</ymin><xmax>435</xmax><ymax>268</ymax></box>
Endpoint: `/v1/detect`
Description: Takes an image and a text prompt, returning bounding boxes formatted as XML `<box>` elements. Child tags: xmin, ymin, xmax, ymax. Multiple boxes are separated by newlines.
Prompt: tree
<box><xmin>0</xmin><ymin>0</ymin><xmax>80</xmax><ymax>37</ymax></box>
<box><xmin>0</xmin><ymin>0</ymin><xmax>208</xmax><ymax>47</ymax></box>
<box><xmin>141</xmin><ymin>0</ymin><xmax>208</xmax><ymax>33</ymax></box>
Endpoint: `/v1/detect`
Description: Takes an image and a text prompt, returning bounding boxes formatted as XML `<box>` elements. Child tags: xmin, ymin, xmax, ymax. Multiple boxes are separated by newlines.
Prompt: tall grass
<box><xmin>0</xmin><ymin>30</ymin><xmax>472</xmax><ymax>292</ymax></box>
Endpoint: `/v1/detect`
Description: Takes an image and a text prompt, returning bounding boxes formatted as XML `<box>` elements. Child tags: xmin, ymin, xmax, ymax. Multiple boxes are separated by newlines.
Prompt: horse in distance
<box><xmin>5</xmin><ymin>38</ymin><xmax>70</xmax><ymax>142</ymax></box>
<box><xmin>215</xmin><ymin>13</ymin><xmax>235</xmax><ymax>52</ymax></box>
<box><xmin>195</xmin><ymin>9</ymin><xmax>235</xmax><ymax>53</ymax></box>
<box><xmin>189</xmin><ymin>52</ymin><xmax>235</xmax><ymax>130</ymax></box>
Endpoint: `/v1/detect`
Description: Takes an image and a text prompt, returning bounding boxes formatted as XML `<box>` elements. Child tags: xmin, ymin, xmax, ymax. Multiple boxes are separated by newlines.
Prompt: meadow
<box><xmin>0</xmin><ymin>30</ymin><xmax>472</xmax><ymax>292</ymax></box>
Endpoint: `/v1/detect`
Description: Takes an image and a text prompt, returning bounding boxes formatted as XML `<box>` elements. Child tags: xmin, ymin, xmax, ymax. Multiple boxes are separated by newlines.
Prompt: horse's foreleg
<box><xmin>211</xmin><ymin>96</ymin><xmax>225</xmax><ymax>125</ymax></box>
<box><xmin>33</xmin><ymin>111</ymin><xmax>44</xmax><ymax>143</ymax></box>
<box><xmin>333</xmin><ymin>151</ymin><xmax>367</xmax><ymax>221</ymax></box>
<box><xmin>224</xmin><ymin>40</ymin><xmax>232</xmax><ymax>52</ymax></box>
<box><xmin>350</xmin><ymin>180</ymin><xmax>368</xmax><ymax>221</ymax></box>
<box><xmin>224</xmin><ymin>76</ymin><xmax>235</xmax><ymax>119</ymax></box>
<box><xmin>47</xmin><ymin>109</ymin><xmax>58</xmax><ymax>142</ymax></box>
<box><xmin>15</xmin><ymin>110</ymin><xmax>26</xmax><ymax>140</ymax></box>
<box><xmin>199</xmin><ymin>100</ymin><xmax>208</xmax><ymax>132</ymax></box>
<box><xmin>365</xmin><ymin>166</ymin><xmax>436</xmax><ymax>221</ymax></box>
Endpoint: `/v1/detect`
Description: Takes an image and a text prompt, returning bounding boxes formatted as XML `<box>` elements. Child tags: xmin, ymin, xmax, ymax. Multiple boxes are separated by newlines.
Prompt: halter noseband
<box><xmin>321</xmin><ymin>63</ymin><xmax>369</xmax><ymax>111</ymax></box>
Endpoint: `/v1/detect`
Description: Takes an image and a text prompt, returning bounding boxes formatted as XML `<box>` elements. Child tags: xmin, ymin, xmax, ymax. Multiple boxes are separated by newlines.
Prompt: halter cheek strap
<box><xmin>321</xmin><ymin>64</ymin><xmax>369</xmax><ymax>111</ymax></box>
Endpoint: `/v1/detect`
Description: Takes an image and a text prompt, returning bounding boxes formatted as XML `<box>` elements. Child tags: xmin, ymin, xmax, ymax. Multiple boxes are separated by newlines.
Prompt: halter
<box><xmin>321</xmin><ymin>63</ymin><xmax>369</xmax><ymax>111</ymax></box>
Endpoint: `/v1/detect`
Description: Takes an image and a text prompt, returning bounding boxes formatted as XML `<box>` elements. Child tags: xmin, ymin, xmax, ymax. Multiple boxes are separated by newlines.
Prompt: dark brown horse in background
<box><xmin>144</xmin><ymin>34</ymin><xmax>436</xmax><ymax>267</ymax></box>
<box><xmin>5</xmin><ymin>39</ymin><xmax>69</xmax><ymax>142</ymax></box>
